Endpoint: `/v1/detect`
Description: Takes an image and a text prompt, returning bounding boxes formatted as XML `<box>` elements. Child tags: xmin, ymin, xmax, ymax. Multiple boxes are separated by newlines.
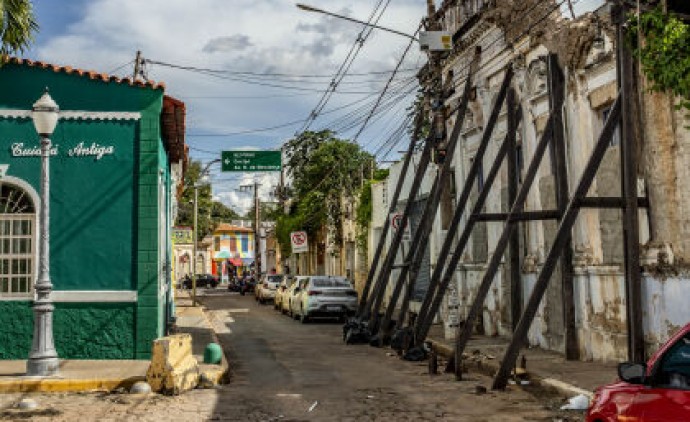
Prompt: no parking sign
<box><xmin>389</xmin><ymin>212</ymin><xmax>411</xmax><ymax>241</ymax></box>
<box><xmin>290</xmin><ymin>231</ymin><xmax>309</xmax><ymax>254</ymax></box>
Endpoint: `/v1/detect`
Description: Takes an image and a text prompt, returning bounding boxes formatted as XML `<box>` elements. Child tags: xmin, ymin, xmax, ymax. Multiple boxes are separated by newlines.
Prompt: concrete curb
<box><xmin>428</xmin><ymin>339</ymin><xmax>594</xmax><ymax>400</ymax></box>
<box><xmin>198</xmin><ymin>305</ymin><xmax>230</xmax><ymax>385</ymax></box>
<box><xmin>0</xmin><ymin>376</ymin><xmax>145</xmax><ymax>393</ymax></box>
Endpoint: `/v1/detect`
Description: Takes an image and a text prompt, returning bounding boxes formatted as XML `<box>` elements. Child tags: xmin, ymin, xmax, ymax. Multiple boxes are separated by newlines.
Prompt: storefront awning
<box><xmin>214</xmin><ymin>250</ymin><xmax>231</xmax><ymax>260</ymax></box>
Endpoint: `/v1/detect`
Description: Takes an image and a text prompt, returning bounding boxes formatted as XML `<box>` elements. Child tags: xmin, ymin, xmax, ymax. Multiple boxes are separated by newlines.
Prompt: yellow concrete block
<box><xmin>146</xmin><ymin>334</ymin><xmax>200</xmax><ymax>395</ymax></box>
<box><xmin>198</xmin><ymin>364</ymin><xmax>226</xmax><ymax>388</ymax></box>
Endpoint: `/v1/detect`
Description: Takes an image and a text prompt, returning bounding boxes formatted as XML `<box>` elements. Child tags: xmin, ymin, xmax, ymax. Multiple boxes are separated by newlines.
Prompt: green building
<box><xmin>0</xmin><ymin>58</ymin><xmax>187</xmax><ymax>360</ymax></box>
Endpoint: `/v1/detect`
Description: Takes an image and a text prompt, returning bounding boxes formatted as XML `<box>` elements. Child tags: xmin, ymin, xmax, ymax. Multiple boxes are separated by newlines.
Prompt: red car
<box><xmin>587</xmin><ymin>323</ymin><xmax>690</xmax><ymax>421</ymax></box>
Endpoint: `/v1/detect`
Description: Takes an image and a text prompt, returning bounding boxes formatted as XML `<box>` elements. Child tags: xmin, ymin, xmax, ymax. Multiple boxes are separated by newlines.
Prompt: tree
<box><xmin>176</xmin><ymin>160</ymin><xmax>240</xmax><ymax>240</ymax></box>
<box><xmin>0</xmin><ymin>0</ymin><xmax>39</xmax><ymax>57</ymax></box>
<box><xmin>276</xmin><ymin>130</ymin><xmax>373</xmax><ymax>256</ymax></box>
<box><xmin>628</xmin><ymin>6</ymin><xmax>690</xmax><ymax>114</ymax></box>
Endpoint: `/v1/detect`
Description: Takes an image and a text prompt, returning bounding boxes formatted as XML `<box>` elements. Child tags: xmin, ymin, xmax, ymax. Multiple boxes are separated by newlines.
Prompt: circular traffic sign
<box><xmin>291</xmin><ymin>232</ymin><xmax>307</xmax><ymax>245</ymax></box>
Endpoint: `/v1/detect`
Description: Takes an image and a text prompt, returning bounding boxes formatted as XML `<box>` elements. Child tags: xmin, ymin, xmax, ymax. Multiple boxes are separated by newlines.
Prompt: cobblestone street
<box><xmin>0</xmin><ymin>292</ymin><xmax>579</xmax><ymax>421</ymax></box>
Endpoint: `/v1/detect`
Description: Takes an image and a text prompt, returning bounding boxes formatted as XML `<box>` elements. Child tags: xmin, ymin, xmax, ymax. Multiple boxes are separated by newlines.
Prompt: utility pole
<box><xmin>133</xmin><ymin>50</ymin><xmax>142</xmax><ymax>80</ymax></box>
<box><xmin>255</xmin><ymin>180</ymin><xmax>262</xmax><ymax>277</ymax></box>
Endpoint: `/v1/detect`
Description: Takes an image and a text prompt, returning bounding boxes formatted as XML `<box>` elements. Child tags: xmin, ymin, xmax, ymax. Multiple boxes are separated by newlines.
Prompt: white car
<box><xmin>274</xmin><ymin>275</ymin><xmax>295</xmax><ymax>311</ymax></box>
<box><xmin>256</xmin><ymin>274</ymin><xmax>284</xmax><ymax>304</ymax></box>
<box><xmin>291</xmin><ymin>276</ymin><xmax>357</xmax><ymax>323</ymax></box>
<box><xmin>282</xmin><ymin>276</ymin><xmax>307</xmax><ymax>316</ymax></box>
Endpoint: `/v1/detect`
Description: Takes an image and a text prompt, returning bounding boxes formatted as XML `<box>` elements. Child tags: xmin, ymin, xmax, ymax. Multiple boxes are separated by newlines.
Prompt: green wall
<box><xmin>0</xmin><ymin>62</ymin><xmax>168</xmax><ymax>359</ymax></box>
<box><xmin>0</xmin><ymin>302</ymin><xmax>135</xmax><ymax>359</ymax></box>
<box><xmin>0</xmin><ymin>118</ymin><xmax>138</xmax><ymax>291</ymax></box>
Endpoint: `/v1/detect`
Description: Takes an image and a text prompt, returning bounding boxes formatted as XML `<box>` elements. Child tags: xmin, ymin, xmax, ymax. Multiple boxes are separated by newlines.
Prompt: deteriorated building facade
<box><xmin>371</xmin><ymin>0</ymin><xmax>690</xmax><ymax>362</ymax></box>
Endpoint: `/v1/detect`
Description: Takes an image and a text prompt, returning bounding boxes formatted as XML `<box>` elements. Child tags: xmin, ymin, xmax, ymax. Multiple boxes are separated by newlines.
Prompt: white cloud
<box><xmin>203</xmin><ymin>35</ymin><xmax>254</xmax><ymax>53</ymax></box>
<box><xmin>31</xmin><ymin>0</ymin><xmax>427</xmax><ymax>211</ymax></box>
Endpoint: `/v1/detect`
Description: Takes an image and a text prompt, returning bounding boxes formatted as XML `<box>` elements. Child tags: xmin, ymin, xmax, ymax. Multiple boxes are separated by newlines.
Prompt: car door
<box><xmin>293</xmin><ymin>278</ymin><xmax>309</xmax><ymax>314</ymax></box>
<box><xmin>638</xmin><ymin>332</ymin><xmax>690</xmax><ymax>421</ymax></box>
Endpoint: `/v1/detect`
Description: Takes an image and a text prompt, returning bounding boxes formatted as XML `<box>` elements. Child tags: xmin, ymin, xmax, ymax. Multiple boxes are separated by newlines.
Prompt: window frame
<box><xmin>0</xmin><ymin>182</ymin><xmax>37</xmax><ymax>299</ymax></box>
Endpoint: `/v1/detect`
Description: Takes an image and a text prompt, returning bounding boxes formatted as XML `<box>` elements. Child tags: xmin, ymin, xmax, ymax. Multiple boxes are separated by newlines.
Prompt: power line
<box><xmin>185</xmin><ymin>79</ymin><xmax>415</xmax><ymax>139</ymax></box>
<box><xmin>145</xmin><ymin>59</ymin><xmax>420</xmax><ymax>79</ymax></box>
<box><xmin>295</xmin><ymin>0</ymin><xmax>396</xmax><ymax>134</ymax></box>
<box><xmin>353</xmin><ymin>26</ymin><xmax>420</xmax><ymax>142</ymax></box>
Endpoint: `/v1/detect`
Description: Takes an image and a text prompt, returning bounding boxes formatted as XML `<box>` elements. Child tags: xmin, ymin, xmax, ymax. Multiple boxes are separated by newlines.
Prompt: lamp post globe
<box><xmin>27</xmin><ymin>88</ymin><xmax>60</xmax><ymax>377</ymax></box>
<box><xmin>31</xmin><ymin>89</ymin><xmax>59</xmax><ymax>136</ymax></box>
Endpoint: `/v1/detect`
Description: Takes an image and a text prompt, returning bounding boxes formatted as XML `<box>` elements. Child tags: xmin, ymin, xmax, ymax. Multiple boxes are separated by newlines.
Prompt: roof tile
<box><xmin>7</xmin><ymin>57</ymin><xmax>165</xmax><ymax>90</ymax></box>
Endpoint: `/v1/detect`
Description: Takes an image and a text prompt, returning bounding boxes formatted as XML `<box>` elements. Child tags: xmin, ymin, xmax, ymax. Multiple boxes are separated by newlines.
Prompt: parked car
<box><xmin>291</xmin><ymin>276</ymin><xmax>357</xmax><ymax>323</ymax></box>
<box><xmin>586</xmin><ymin>322</ymin><xmax>690</xmax><ymax>422</ymax></box>
<box><xmin>181</xmin><ymin>274</ymin><xmax>218</xmax><ymax>289</ymax></box>
<box><xmin>256</xmin><ymin>274</ymin><xmax>284</xmax><ymax>304</ymax></box>
<box><xmin>273</xmin><ymin>276</ymin><xmax>294</xmax><ymax>310</ymax></box>
<box><xmin>282</xmin><ymin>276</ymin><xmax>308</xmax><ymax>316</ymax></box>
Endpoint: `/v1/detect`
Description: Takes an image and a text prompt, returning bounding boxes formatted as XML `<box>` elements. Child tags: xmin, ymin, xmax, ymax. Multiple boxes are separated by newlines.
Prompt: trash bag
<box><xmin>390</xmin><ymin>327</ymin><xmax>414</xmax><ymax>352</ymax></box>
<box><xmin>403</xmin><ymin>345</ymin><xmax>428</xmax><ymax>361</ymax></box>
<box><xmin>342</xmin><ymin>319</ymin><xmax>355</xmax><ymax>341</ymax></box>
<box><xmin>560</xmin><ymin>394</ymin><xmax>590</xmax><ymax>411</ymax></box>
<box><xmin>345</xmin><ymin>325</ymin><xmax>371</xmax><ymax>345</ymax></box>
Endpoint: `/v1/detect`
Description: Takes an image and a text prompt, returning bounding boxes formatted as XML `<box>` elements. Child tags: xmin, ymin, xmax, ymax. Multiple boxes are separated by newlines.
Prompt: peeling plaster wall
<box><xmin>642</xmin><ymin>87</ymin><xmax>690</xmax><ymax>263</ymax></box>
<box><xmin>387</xmin><ymin>1</ymin><xmax>690</xmax><ymax>364</ymax></box>
<box><xmin>642</xmin><ymin>275</ymin><xmax>690</xmax><ymax>354</ymax></box>
<box><xmin>573</xmin><ymin>267</ymin><xmax>628</xmax><ymax>362</ymax></box>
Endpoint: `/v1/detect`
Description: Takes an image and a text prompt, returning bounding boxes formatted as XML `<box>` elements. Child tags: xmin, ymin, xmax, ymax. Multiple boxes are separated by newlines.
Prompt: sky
<box><xmin>25</xmin><ymin>0</ymin><xmax>604</xmax><ymax>215</ymax></box>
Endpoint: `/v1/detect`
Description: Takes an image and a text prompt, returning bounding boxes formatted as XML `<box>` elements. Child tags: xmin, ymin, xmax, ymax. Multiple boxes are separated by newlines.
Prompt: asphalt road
<box><xmin>0</xmin><ymin>290</ymin><xmax>576</xmax><ymax>421</ymax></box>
<box><xmin>197</xmin><ymin>291</ymin><xmax>569</xmax><ymax>421</ymax></box>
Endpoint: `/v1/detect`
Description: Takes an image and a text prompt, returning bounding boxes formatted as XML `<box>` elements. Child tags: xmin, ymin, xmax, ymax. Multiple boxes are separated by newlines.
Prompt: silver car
<box><xmin>291</xmin><ymin>276</ymin><xmax>357</xmax><ymax>323</ymax></box>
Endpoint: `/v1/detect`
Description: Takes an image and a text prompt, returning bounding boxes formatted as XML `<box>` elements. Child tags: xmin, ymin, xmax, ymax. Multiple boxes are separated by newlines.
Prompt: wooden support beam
<box><xmin>548</xmin><ymin>54</ymin><xmax>578</xmax><ymax>361</ymax></box>
<box><xmin>507</xmin><ymin>88</ymin><xmax>522</xmax><ymax>332</ymax></box>
<box><xmin>451</xmin><ymin>106</ymin><xmax>560</xmax><ymax>378</ymax></box>
<box><xmin>616</xmin><ymin>4</ymin><xmax>645</xmax><ymax>363</ymax></box>
<box><xmin>492</xmin><ymin>94</ymin><xmax>622</xmax><ymax>390</ymax></box>
<box><xmin>356</xmin><ymin>117</ymin><xmax>421</xmax><ymax>315</ymax></box>
<box><xmin>577</xmin><ymin>196</ymin><xmax>649</xmax><ymax>209</ymax></box>
<box><xmin>472</xmin><ymin>210</ymin><xmax>561</xmax><ymax>222</ymax></box>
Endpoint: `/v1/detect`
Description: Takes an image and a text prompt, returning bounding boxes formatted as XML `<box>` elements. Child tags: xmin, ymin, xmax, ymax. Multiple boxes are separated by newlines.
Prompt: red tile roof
<box><xmin>6</xmin><ymin>57</ymin><xmax>165</xmax><ymax>90</ymax></box>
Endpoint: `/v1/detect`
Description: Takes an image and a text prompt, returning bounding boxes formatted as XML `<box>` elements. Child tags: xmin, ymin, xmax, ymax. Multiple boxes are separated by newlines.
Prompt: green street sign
<box><xmin>221</xmin><ymin>150</ymin><xmax>282</xmax><ymax>172</ymax></box>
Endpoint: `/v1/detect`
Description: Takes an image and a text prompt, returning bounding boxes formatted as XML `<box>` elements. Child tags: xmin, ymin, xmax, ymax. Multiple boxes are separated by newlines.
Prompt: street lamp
<box><xmin>191</xmin><ymin>159</ymin><xmax>219</xmax><ymax>306</ymax></box>
<box><xmin>296</xmin><ymin>3</ymin><xmax>419</xmax><ymax>42</ymax></box>
<box><xmin>27</xmin><ymin>89</ymin><xmax>60</xmax><ymax>377</ymax></box>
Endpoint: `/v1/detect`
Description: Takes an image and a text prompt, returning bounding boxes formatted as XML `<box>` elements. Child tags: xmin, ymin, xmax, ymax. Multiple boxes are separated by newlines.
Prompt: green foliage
<box><xmin>355</xmin><ymin>168</ymin><xmax>390</xmax><ymax>251</ymax></box>
<box><xmin>276</xmin><ymin>130</ymin><xmax>373</xmax><ymax>256</ymax></box>
<box><xmin>176</xmin><ymin>160</ymin><xmax>240</xmax><ymax>240</ymax></box>
<box><xmin>0</xmin><ymin>0</ymin><xmax>39</xmax><ymax>57</ymax></box>
<box><xmin>628</xmin><ymin>7</ymin><xmax>690</xmax><ymax>112</ymax></box>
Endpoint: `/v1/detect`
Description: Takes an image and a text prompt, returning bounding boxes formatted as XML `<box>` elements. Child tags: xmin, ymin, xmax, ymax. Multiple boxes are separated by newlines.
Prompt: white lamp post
<box><xmin>27</xmin><ymin>89</ymin><xmax>60</xmax><ymax>376</ymax></box>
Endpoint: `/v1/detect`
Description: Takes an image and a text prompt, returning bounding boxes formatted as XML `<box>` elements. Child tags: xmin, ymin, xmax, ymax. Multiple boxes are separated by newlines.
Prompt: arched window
<box><xmin>0</xmin><ymin>183</ymin><xmax>36</xmax><ymax>297</ymax></box>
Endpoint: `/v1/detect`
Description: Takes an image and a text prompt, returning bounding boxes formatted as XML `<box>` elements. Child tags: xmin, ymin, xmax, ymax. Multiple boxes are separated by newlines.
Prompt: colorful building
<box><xmin>0</xmin><ymin>58</ymin><xmax>186</xmax><ymax>360</ymax></box>
<box><xmin>212</xmin><ymin>223</ymin><xmax>255</xmax><ymax>279</ymax></box>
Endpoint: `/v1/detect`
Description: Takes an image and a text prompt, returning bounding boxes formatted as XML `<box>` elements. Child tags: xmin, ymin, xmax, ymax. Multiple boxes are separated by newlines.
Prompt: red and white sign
<box><xmin>290</xmin><ymin>231</ymin><xmax>309</xmax><ymax>254</ymax></box>
<box><xmin>389</xmin><ymin>212</ymin><xmax>411</xmax><ymax>241</ymax></box>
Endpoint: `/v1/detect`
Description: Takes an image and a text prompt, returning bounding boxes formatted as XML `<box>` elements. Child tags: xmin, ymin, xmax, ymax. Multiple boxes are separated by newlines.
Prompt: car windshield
<box><xmin>267</xmin><ymin>275</ymin><xmax>283</xmax><ymax>283</ymax></box>
<box><xmin>312</xmin><ymin>278</ymin><xmax>351</xmax><ymax>288</ymax></box>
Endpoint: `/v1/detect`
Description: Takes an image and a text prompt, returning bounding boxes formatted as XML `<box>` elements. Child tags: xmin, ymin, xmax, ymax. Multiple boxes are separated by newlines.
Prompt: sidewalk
<box><xmin>427</xmin><ymin>325</ymin><xmax>617</xmax><ymax>399</ymax></box>
<box><xmin>0</xmin><ymin>290</ymin><xmax>226</xmax><ymax>393</ymax></box>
